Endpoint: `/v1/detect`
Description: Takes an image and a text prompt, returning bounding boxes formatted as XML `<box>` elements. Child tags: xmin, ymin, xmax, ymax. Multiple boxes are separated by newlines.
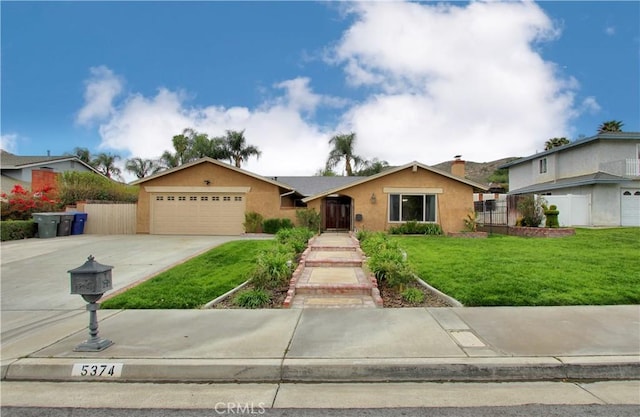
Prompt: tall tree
<box><xmin>93</xmin><ymin>152</ymin><xmax>122</xmax><ymax>179</ymax></box>
<box><xmin>598</xmin><ymin>120</ymin><xmax>624</xmax><ymax>133</ymax></box>
<box><xmin>326</xmin><ymin>132</ymin><xmax>363</xmax><ymax>176</ymax></box>
<box><xmin>125</xmin><ymin>157</ymin><xmax>162</xmax><ymax>179</ymax></box>
<box><xmin>222</xmin><ymin>130</ymin><xmax>261</xmax><ymax>168</ymax></box>
<box><xmin>544</xmin><ymin>137</ymin><xmax>570</xmax><ymax>151</ymax></box>
<box><xmin>65</xmin><ymin>147</ymin><xmax>94</xmax><ymax>166</ymax></box>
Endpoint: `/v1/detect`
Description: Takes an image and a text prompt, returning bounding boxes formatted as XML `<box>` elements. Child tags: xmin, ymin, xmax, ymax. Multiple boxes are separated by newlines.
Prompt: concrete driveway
<box><xmin>1</xmin><ymin>234</ymin><xmax>268</xmax><ymax>311</ymax></box>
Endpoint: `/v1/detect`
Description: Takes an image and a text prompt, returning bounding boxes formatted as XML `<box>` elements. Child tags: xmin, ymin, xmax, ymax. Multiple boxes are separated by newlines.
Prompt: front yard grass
<box><xmin>102</xmin><ymin>240</ymin><xmax>275</xmax><ymax>309</ymax></box>
<box><xmin>397</xmin><ymin>228</ymin><xmax>640</xmax><ymax>306</ymax></box>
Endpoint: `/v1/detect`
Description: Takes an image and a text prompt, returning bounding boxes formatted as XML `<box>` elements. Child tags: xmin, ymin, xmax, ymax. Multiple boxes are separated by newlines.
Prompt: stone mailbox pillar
<box><xmin>68</xmin><ymin>255</ymin><xmax>114</xmax><ymax>351</ymax></box>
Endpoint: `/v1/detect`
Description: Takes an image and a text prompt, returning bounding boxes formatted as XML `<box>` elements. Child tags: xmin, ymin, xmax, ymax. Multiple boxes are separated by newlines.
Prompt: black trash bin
<box><xmin>57</xmin><ymin>213</ymin><xmax>75</xmax><ymax>236</ymax></box>
<box><xmin>71</xmin><ymin>212</ymin><xmax>88</xmax><ymax>235</ymax></box>
<box><xmin>32</xmin><ymin>213</ymin><xmax>60</xmax><ymax>239</ymax></box>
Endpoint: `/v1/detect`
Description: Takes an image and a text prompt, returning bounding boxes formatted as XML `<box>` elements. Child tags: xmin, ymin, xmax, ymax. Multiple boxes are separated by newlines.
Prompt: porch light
<box><xmin>370</xmin><ymin>193</ymin><xmax>377</xmax><ymax>204</ymax></box>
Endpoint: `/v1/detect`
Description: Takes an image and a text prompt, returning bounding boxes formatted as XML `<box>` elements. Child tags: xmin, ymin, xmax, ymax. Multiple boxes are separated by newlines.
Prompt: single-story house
<box><xmin>0</xmin><ymin>150</ymin><xmax>102</xmax><ymax>194</ymax></box>
<box><xmin>132</xmin><ymin>157</ymin><xmax>488</xmax><ymax>235</ymax></box>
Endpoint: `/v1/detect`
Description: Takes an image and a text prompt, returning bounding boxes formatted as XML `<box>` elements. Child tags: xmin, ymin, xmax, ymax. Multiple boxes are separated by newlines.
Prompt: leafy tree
<box><xmin>544</xmin><ymin>137</ymin><xmax>570</xmax><ymax>150</ymax></box>
<box><xmin>355</xmin><ymin>158</ymin><xmax>389</xmax><ymax>176</ymax></box>
<box><xmin>159</xmin><ymin>128</ymin><xmax>228</xmax><ymax>168</ymax></box>
<box><xmin>69</xmin><ymin>147</ymin><xmax>94</xmax><ymax>165</ymax></box>
<box><xmin>326</xmin><ymin>132</ymin><xmax>363</xmax><ymax>176</ymax></box>
<box><xmin>314</xmin><ymin>167</ymin><xmax>337</xmax><ymax>176</ymax></box>
<box><xmin>192</xmin><ymin>132</ymin><xmax>227</xmax><ymax>160</ymax></box>
<box><xmin>125</xmin><ymin>157</ymin><xmax>162</xmax><ymax>179</ymax></box>
<box><xmin>598</xmin><ymin>120</ymin><xmax>624</xmax><ymax>133</ymax></box>
<box><xmin>159</xmin><ymin>150</ymin><xmax>180</xmax><ymax>169</ymax></box>
<box><xmin>488</xmin><ymin>168</ymin><xmax>509</xmax><ymax>184</ymax></box>
<box><xmin>92</xmin><ymin>152</ymin><xmax>122</xmax><ymax>179</ymax></box>
<box><xmin>222</xmin><ymin>129</ymin><xmax>261</xmax><ymax>168</ymax></box>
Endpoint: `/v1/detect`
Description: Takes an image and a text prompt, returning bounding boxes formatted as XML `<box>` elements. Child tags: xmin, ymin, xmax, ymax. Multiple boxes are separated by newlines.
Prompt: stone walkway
<box><xmin>283</xmin><ymin>232</ymin><xmax>383</xmax><ymax>308</ymax></box>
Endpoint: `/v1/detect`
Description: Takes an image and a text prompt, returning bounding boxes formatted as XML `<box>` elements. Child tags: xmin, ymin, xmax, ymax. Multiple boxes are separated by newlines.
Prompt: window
<box><xmin>539</xmin><ymin>158</ymin><xmax>547</xmax><ymax>174</ymax></box>
<box><xmin>223</xmin><ymin>196</ymin><xmax>231</xmax><ymax>201</ymax></box>
<box><xmin>201</xmin><ymin>196</ymin><xmax>208</xmax><ymax>201</ymax></box>
<box><xmin>155</xmin><ymin>196</ymin><xmax>164</xmax><ymax>201</ymax></box>
<box><xmin>212</xmin><ymin>196</ymin><xmax>220</xmax><ymax>201</ymax></box>
<box><xmin>189</xmin><ymin>196</ymin><xmax>197</xmax><ymax>201</ymax></box>
<box><xmin>389</xmin><ymin>194</ymin><xmax>436</xmax><ymax>222</ymax></box>
<box><xmin>167</xmin><ymin>196</ymin><xmax>175</xmax><ymax>201</ymax></box>
<box><xmin>234</xmin><ymin>196</ymin><xmax>242</xmax><ymax>201</ymax></box>
<box><xmin>178</xmin><ymin>196</ymin><xmax>186</xmax><ymax>201</ymax></box>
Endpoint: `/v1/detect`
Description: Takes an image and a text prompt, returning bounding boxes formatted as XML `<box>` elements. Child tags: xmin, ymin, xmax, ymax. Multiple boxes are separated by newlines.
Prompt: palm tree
<box><xmin>598</xmin><ymin>120</ymin><xmax>624</xmax><ymax>133</ymax></box>
<box><xmin>125</xmin><ymin>157</ymin><xmax>162</xmax><ymax>179</ymax></box>
<box><xmin>222</xmin><ymin>130</ymin><xmax>261</xmax><ymax>168</ymax></box>
<box><xmin>544</xmin><ymin>137</ymin><xmax>570</xmax><ymax>151</ymax></box>
<box><xmin>93</xmin><ymin>152</ymin><xmax>122</xmax><ymax>179</ymax></box>
<box><xmin>326</xmin><ymin>132</ymin><xmax>363</xmax><ymax>176</ymax></box>
<box><xmin>159</xmin><ymin>151</ymin><xmax>180</xmax><ymax>169</ymax></box>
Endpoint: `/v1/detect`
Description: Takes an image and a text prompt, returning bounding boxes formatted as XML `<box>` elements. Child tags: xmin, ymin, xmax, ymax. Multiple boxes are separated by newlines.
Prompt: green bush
<box><xmin>358</xmin><ymin>231</ymin><xmax>390</xmax><ymax>254</ymax></box>
<box><xmin>233</xmin><ymin>289</ymin><xmax>271</xmax><ymax>308</ymax></box>
<box><xmin>1</xmin><ymin>220</ymin><xmax>37</xmax><ymax>241</ymax></box>
<box><xmin>543</xmin><ymin>204</ymin><xmax>560</xmax><ymax>228</ymax></box>
<box><xmin>388</xmin><ymin>221</ymin><xmax>442</xmax><ymax>235</ymax></box>
<box><xmin>296</xmin><ymin>208</ymin><xmax>321</xmax><ymax>233</ymax></box>
<box><xmin>57</xmin><ymin>171</ymin><xmax>138</xmax><ymax>206</ymax></box>
<box><xmin>262</xmin><ymin>218</ymin><xmax>294</xmax><ymax>234</ymax></box>
<box><xmin>276</xmin><ymin>227</ymin><xmax>313</xmax><ymax>254</ymax></box>
<box><xmin>243</xmin><ymin>211</ymin><xmax>264</xmax><ymax>233</ymax></box>
<box><xmin>250</xmin><ymin>246</ymin><xmax>294</xmax><ymax>290</ymax></box>
<box><xmin>517</xmin><ymin>194</ymin><xmax>545</xmax><ymax>227</ymax></box>
<box><xmin>402</xmin><ymin>287</ymin><xmax>425</xmax><ymax>304</ymax></box>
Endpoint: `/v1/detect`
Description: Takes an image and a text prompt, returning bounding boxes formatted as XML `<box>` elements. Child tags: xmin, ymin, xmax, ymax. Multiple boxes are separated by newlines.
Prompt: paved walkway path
<box><xmin>284</xmin><ymin>232</ymin><xmax>382</xmax><ymax>308</ymax></box>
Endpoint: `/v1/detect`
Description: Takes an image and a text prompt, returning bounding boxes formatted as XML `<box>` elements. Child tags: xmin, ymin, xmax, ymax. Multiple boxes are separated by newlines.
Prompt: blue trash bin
<box><xmin>71</xmin><ymin>212</ymin><xmax>88</xmax><ymax>235</ymax></box>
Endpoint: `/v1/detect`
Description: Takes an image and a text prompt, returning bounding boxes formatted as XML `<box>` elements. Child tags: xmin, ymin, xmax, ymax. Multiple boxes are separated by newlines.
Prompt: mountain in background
<box><xmin>431</xmin><ymin>157</ymin><xmax>519</xmax><ymax>186</ymax></box>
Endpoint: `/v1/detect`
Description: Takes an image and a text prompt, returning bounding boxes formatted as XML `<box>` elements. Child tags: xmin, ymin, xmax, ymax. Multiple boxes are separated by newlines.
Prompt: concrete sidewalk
<box><xmin>2</xmin><ymin>306</ymin><xmax>638</xmax><ymax>383</ymax></box>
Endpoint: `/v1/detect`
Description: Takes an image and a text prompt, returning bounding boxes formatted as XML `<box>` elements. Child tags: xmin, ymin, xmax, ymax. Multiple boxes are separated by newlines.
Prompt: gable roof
<box><xmin>500</xmin><ymin>132</ymin><xmax>640</xmax><ymax>169</ymax></box>
<box><xmin>131</xmin><ymin>157</ymin><xmax>296</xmax><ymax>191</ymax></box>
<box><xmin>509</xmin><ymin>171</ymin><xmax>628</xmax><ymax>194</ymax></box>
<box><xmin>275</xmin><ymin>176</ymin><xmax>366</xmax><ymax>197</ymax></box>
<box><xmin>302</xmin><ymin>161</ymin><xmax>488</xmax><ymax>203</ymax></box>
<box><xmin>0</xmin><ymin>150</ymin><xmax>100</xmax><ymax>173</ymax></box>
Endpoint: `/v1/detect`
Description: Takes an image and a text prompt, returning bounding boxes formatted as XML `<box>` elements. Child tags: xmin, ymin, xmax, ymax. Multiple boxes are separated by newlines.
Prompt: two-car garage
<box><xmin>149</xmin><ymin>190</ymin><xmax>248</xmax><ymax>235</ymax></box>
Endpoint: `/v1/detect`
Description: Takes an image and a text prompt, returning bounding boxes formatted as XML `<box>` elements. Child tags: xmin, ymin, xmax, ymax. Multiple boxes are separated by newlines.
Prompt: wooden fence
<box><xmin>75</xmin><ymin>202</ymin><xmax>137</xmax><ymax>234</ymax></box>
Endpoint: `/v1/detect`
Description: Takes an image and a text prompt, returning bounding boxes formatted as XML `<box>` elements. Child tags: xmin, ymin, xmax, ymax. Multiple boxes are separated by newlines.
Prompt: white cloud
<box><xmin>84</xmin><ymin>1</ymin><xmax>593</xmax><ymax>181</ymax></box>
<box><xmin>580</xmin><ymin>96</ymin><xmax>601</xmax><ymax>114</ymax></box>
<box><xmin>332</xmin><ymin>1</ymin><xmax>577</xmax><ymax>163</ymax></box>
<box><xmin>0</xmin><ymin>133</ymin><xmax>19</xmax><ymax>153</ymax></box>
<box><xmin>605</xmin><ymin>26</ymin><xmax>616</xmax><ymax>36</ymax></box>
<box><xmin>76</xmin><ymin>66</ymin><xmax>123</xmax><ymax>126</ymax></box>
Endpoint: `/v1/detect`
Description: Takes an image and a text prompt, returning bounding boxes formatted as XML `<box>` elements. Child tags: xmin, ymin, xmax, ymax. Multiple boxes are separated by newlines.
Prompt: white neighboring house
<box><xmin>500</xmin><ymin>132</ymin><xmax>640</xmax><ymax>227</ymax></box>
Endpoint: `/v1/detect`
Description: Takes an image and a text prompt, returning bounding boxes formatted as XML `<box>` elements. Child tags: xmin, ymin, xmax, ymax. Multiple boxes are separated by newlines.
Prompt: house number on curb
<box><xmin>71</xmin><ymin>363</ymin><xmax>123</xmax><ymax>378</ymax></box>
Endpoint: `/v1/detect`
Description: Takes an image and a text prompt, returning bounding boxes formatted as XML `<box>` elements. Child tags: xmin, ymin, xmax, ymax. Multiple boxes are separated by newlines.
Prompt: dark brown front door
<box><xmin>325</xmin><ymin>198</ymin><xmax>351</xmax><ymax>230</ymax></box>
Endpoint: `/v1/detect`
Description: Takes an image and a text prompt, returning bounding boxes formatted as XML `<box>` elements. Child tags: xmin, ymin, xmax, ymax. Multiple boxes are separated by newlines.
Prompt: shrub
<box><xmin>250</xmin><ymin>246</ymin><xmax>294</xmax><ymax>290</ymax></box>
<box><xmin>262</xmin><ymin>218</ymin><xmax>294</xmax><ymax>234</ymax></box>
<box><xmin>1</xmin><ymin>220</ymin><xmax>37</xmax><ymax>241</ymax></box>
<box><xmin>358</xmin><ymin>231</ymin><xmax>390</xmax><ymax>254</ymax></box>
<box><xmin>384</xmin><ymin>262</ymin><xmax>415</xmax><ymax>291</ymax></box>
<box><xmin>233</xmin><ymin>289</ymin><xmax>270</xmax><ymax>308</ymax></box>
<box><xmin>366</xmin><ymin>246</ymin><xmax>405</xmax><ymax>280</ymax></box>
<box><xmin>1</xmin><ymin>184</ymin><xmax>59</xmax><ymax>220</ymax></box>
<box><xmin>243</xmin><ymin>211</ymin><xmax>264</xmax><ymax>233</ymax></box>
<box><xmin>463</xmin><ymin>211</ymin><xmax>478</xmax><ymax>232</ymax></box>
<box><xmin>388</xmin><ymin>221</ymin><xmax>442</xmax><ymax>235</ymax></box>
<box><xmin>517</xmin><ymin>194</ymin><xmax>545</xmax><ymax>227</ymax></box>
<box><xmin>276</xmin><ymin>227</ymin><xmax>313</xmax><ymax>254</ymax></box>
<box><xmin>57</xmin><ymin>171</ymin><xmax>138</xmax><ymax>206</ymax></box>
<box><xmin>402</xmin><ymin>287</ymin><xmax>425</xmax><ymax>304</ymax></box>
<box><xmin>543</xmin><ymin>204</ymin><xmax>560</xmax><ymax>228</ymax></box>
<box><xmin>296</xmin><ymin>208</ymin><xmax>321</xmax><ymax>233</ymax></box>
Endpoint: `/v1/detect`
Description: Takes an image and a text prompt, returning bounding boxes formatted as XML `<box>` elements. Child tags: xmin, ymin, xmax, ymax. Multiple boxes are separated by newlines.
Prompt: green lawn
<box><xmin>102</xmin><ymin>240</ymin><xmax>275</xmax><ymax>309</ymax></box>
<box><xmin>396</xmin><ymin>228</ymin><xmax>640</xmax><ymax>306</ymax></box>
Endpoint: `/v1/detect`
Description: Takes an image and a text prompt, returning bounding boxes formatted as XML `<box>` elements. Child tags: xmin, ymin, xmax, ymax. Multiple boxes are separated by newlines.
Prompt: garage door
<box><xmin>151</xmin><ymin>192</ymin><xmax>246</xmax><ymax>235</ymax></box>
<box><xmin>621</xmin><ymin>190</ymin><xmax>640</xmax><ymax>227</ymax></box>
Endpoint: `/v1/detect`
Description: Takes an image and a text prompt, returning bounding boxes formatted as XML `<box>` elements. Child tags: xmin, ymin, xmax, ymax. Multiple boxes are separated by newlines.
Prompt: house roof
<box><xmin>499</xmin><ymin>132</ymin><xmax>640</xmax><ymax>169</ymax></box>
<box><xmin>0</xmin><ymin>150</ymin><xmax>103</xmax><ymax>175</ymax></box>
<box><xmin>302</xmin><ymin>161</ymin><xmax>489</xmax><ymax>203</ymax></box>
<box><xmin>275</xmin><ymin>176</ymin><xmax>366</xmax><ymax>197</ymax></box>
<box><xmin>508</xmin><ymin>171</ymin><xmax>630</xmax><ymax>194</ymax></box>
<box><xmin>131</xmin><ymin>157</ymin><xmax>296</xmax><ymax>191</ymax></box>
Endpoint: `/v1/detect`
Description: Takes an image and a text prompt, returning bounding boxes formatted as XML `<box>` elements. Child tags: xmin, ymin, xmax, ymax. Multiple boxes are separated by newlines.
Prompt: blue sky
<box><xmin>2</xmin><ymin>1</ymin><xmax>639</xmax><ymax>180</ymax></box>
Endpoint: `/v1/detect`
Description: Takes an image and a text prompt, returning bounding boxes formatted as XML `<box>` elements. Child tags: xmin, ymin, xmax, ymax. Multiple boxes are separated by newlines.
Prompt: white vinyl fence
<box><xmin>541</xmin><ymin>194</ymin><xmax>591</xmax><ymax>227</ymax></box>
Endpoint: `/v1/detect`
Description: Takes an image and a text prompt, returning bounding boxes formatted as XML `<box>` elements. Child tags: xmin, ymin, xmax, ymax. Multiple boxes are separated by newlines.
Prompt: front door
<box><xmin>325</xmin><ymin>198</ymin><xmax>351</xmax><ymax>230</ymax></box>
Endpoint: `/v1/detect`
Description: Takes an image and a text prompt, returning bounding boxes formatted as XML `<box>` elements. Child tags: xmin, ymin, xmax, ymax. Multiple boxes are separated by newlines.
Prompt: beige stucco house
<box><xmin>132</xmin><ymin>158</ymin><xmax>488</xmax><ymax>235</ymax></box>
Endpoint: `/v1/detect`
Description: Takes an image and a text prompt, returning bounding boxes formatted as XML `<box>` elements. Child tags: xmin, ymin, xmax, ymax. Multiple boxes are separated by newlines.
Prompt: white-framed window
<box><xmin>389</xmin><ymin>194</ymin><xmax>437</xmax><ymax>222</ymax></box>
<box><xmin>539</xmin><ymin>158</ymin><xmax>547</xmax><ymax>174</ymax></box>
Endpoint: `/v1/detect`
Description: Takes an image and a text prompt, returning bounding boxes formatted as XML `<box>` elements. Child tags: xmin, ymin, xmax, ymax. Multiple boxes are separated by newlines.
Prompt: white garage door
<box><xmin>621</xmin><ymin>190</ymin><xmax>640</xmax><ymax>227</ymax></box>
<box><xmin>151</xmin><ymin>192</ymin><xmax>246</xmax><ymax>235</ymax></box>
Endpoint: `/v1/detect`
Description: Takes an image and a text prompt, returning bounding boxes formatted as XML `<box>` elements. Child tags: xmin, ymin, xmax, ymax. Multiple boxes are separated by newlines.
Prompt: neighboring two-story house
<box><xmin>500</xmin><ymin>132</ymin><xmax>640</xmax><ymax>227</ymax></box>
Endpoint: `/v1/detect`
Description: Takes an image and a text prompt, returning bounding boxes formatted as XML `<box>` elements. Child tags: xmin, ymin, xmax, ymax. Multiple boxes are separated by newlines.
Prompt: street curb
<box><xmin>5</xmin><ymin>356</ymin><xmax>638</xmax><ymax>383</ymax></box>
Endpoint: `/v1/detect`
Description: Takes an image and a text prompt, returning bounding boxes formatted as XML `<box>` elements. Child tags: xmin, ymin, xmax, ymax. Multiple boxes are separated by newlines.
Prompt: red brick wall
<box><xmin>31</xmin><ymin>169</ymin><xmax>59</xmax><ymax>192</ymax></box>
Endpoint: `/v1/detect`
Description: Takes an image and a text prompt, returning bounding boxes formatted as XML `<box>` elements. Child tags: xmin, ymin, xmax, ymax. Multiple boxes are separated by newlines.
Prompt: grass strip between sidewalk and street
<box><xmin>397</xmin><ymin>228</ymin><xmax>640</xmax><ymax>306</ymax></box>
<box><xmin>102</xmin><ymin>240</ymin><xmax>275</xmax><ymax>309</ymax></box>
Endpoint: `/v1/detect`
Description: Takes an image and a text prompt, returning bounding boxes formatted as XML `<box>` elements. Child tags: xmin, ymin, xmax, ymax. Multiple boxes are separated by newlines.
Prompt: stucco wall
<box><xmin>136</xmin><ymin>162</ymin><xmax>290</xmax><ymax>234</ymax></box>
<box><xmin>307</xmin><ymin>166</ymin><xmax>475</xmax><ymax>234</ymax></box>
